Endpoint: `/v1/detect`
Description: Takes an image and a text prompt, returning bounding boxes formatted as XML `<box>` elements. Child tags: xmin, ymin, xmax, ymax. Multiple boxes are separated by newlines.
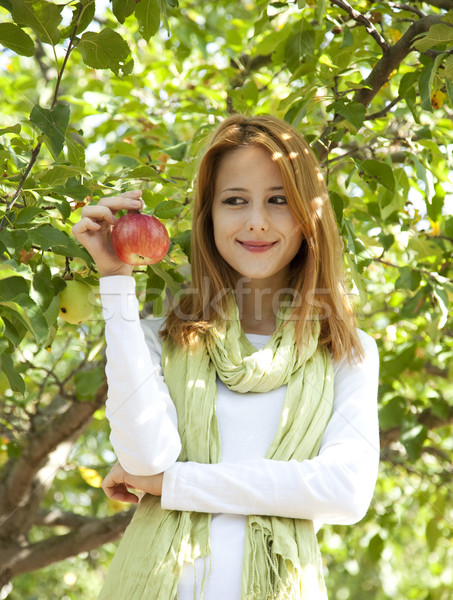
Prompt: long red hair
<box><xmin>162</xmin><ymin>114</ymin><xmax>363</xmax><ymax>362</ymax></box>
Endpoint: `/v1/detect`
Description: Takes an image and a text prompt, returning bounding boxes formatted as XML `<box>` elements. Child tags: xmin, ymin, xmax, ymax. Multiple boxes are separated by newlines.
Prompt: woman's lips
<box><xmin>237</xmin><ymin>240</ymin><xmax>277</xmax><ymax>252</ymax></box>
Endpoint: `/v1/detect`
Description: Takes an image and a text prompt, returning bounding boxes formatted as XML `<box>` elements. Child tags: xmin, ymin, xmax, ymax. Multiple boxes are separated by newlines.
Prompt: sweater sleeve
<box><xmin>161</xmin><ymin>330</ymin><xmax>380</xmax><ymax>525</ymax></box>
<box><xmin>100</xmin><ymin>276</ymin><xmax>181</xmax><ymax>476</ymax></box>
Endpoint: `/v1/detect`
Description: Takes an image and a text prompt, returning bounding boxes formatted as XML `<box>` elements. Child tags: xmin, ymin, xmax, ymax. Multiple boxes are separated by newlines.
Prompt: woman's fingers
<box><xmin>76</xmin><ymin>192</ymin><xmax>144</xmax><ymax>227</ymax></box>
<box><xmin>96</xmin><ymin>192</ymin><xmax>144</xmax><ymax>215</ymax></box>
<box><xmin>71</xmin><ymin>192</ymin><xmax>143</xmax><ymax>276</ymax></box>
<box><xmin>72</xmin><ymin>192</ymin><xmax>144</xmax><ymax>242</ymax></box>
<box><xmin>101</xmin><ymin>461</ymin><xmax>142</xmax><ymax>504</ymax></box>
<box><xmin>103</xmin><ymin>480</ymin><xmax>140</xmax><ymax>504</ymax></box>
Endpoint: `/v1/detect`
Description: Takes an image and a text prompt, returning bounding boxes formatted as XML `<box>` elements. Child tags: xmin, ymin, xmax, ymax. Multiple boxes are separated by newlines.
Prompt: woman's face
<box><xmin>211</xmin><ymin>145</ymin><xmax>303</xmax><ymax>289</ymax></box>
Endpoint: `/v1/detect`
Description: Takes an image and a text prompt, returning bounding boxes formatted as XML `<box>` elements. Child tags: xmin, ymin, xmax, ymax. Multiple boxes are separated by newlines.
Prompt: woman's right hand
<box><xmin>71</xmin><ymin>191</ymin><xmax>143</xmax><ymax>278</ymax></box>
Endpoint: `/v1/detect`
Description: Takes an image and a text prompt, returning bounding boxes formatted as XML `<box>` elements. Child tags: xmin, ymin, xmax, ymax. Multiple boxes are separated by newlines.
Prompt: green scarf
<box><xmin>98</xmin><ymin>302</ymin><xmax>334</xmax><ymax>600</ymax></box>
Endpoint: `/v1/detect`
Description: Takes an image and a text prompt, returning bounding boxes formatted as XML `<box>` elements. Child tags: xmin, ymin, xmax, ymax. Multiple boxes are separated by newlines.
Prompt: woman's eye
<box><xmin>223</xmin><ymin>197</ymin><xmax>246</xmax><ymax>206</ymax></box>
<box><xmin>270</xmin><ymin>196</ymin><xmax>287</xmax><ymax>205</ymax></box>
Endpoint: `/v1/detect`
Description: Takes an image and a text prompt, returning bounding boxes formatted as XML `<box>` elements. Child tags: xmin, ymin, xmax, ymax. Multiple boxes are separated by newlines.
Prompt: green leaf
<box><xmin>329</xmin><ymin>192</ymin><xmax>344</xmax><ymax>228</ymax></box>
<box><xmin>77</xmin><ymin>28</ymin><xmax>133</xmax><ymax>76</ymax></box>
<box><xmin>28</xmin><ymin>224</ymin><xmax>93</xmax><ymax>263</ymax></box>
<box><xmin>432</xmin><ymin>284</ymin><xmax>449</xmax><ymax>329</ymax></box>
<box><xmin>395</xmin><ymin>266</ymin><xmax>421</xmax><ymax>291</ymax></box>
<box><xmin>0</xmin><ymin>276</ymin><xmax>29</xmax><ymax>300</ymax></box>
<box><xmin>444</xmin><ymin>216</ymin><xmax>453</xmax><ymax>238</ymax></box>
<box><xmin>0</xmin><ymin>353</ymin><xmax>25</xmax><ymax>393</ymax></box>
<box><xmin>419</xmin><ymin>55</ymin><xmax>444</xmax><ymax>111</ymax></box>
<box><xmin>60</xmin><ymin>0</ymin><xmax>95</xmax><ymax>38</ymax></box>
<box><xmin>0</xmin><ymin>293</ymin><xmax>49</xmax><ymax>344</ymax></box>
<box><xmin>128</xmin><ymin>166</ymin><xmax>163</xmax><ymax>180</ymax></box>
<box><xmin>145</xmin><ymin>268</ymin><xmax>165</xmax><ymax>301</ymax></box>
<box><xmin>111</xmin><ymin>0</ymin><xmax>136</xmax><ymax>23</ymax></box>
<box><xmin>14</xmin><ymin>206</ymin><xmax>43</xmax><ymax>225</ymax></box>
<box><xmin>425</xmin><ymin>194</ymin><xmax>444</xmax><ymax>222</ymax></box>
<box><xmin>445</xmin><ymin>77</ymin><xmax>453</xmax><ymax>107</ymax></box>
<box><xmin>154</xmin><ymin>199</ymin><xmax>183</xmax><ymax>219</ymax></box>
<box><xmin>284</xmin><ymin>99</ymin><xmax>307</xmax><ymax>127</ymax></box>
<box><xmin>173</xmin><ymin>229</ymin><xmax>191</xmax><ymax>261</ymax></box>
<box><xmin>378</xmin><ymin>232</ymin><xmax>394</xmax><ymax>252</ymax></box>
<box><xmin>444</xmin><ymin>55</ymin><xmax>453</xmax><ymax>80</ymax></box>
<box><xmin>29</xmin><ymin>104</ymin><xmax>70</xmax><ymax>157</ymax></box>
<box><xmin>142</xmin><ymin>189</ymin><xmax>164</xmax><ymax>210</ymax></box>
<box><xmin>74</xmin><ymin>368</ymin><xmax>105</xmax><ymax>400</ymax></box>
<box><xmin>0</xmin><ymin>22</ymin><xmax>34</xmax><ymax>56</ymax></box>
<box><xmin>360</xmin><ymin>159</ymin><xmax>395</xmax><ymax>192</ymax></box>
<box><xmin>65</xmin><ymin>131</ymin><xmax>86</xmax><ymax>168</ymax></box>
<box><xmin>54</xmin><ymin>178</ymin><xmax>90</xmax><ymax>204</ymax></box>
<box><xmin>426</xmin><ymin>518</ymin><xmax>442</xmax><ymax>552</ymax></box>
<box><xmin>0</xmin><ymin>124</ymin><xmax>21</xmax><ymax>135</ymax></box>
<box><xmin>331</xmin><ymin>100</ymin><xmax>366</xmax><ymax>130</ymax></box>
<box><xmin>148</xmin><ymin>263</ymin><xmax>181</xmax><ymax>295</ymax></box>
<box><xmin>379</xmin><ymin>396</ymin><xmax>406</xmax><ymax>430</ymax></box>
<box><xmin>398</xmin><ymin>71</ymin><xmax>418</xmax><ymax>97</ymax></box>
<box><xmin>10</xmin><ymin>0</ymin><xmax>62</xmax><ymax>46</ymax></box>
<box><xmin>135</xmin><ymin>0</ymin><xmax>161</xmax><ymax>42</ymax></box>
<box><xmin>413</xmin><ymin>23</ymin><xmax>453</xmax><ymax>52</ymax></box>
<box><xmin>366</xmin><ymin>534</ymin><xmax>385</xmax><ymax>564</ymax></box>
<box><xmin>230</xmin><ymin>79</ymin><xmax>259</xmax><ymax>114</ymax></box>
<box><xmin>32</xmin><ymin>262</ymin><xmax>55</xmax><ymax>311</ymax></box>
<box><xmin>315</xmin><ymin>0</ymin><xmax>325</xmax><ymax>22</ymax></box>
<box><xmin>381</xmin><ymin>342</ymin><xmax>417</xmax><ymax>378</ymax></box>
<box><xmin>379</xmin><ymin>188</ymin><xmax>401</xmax><ymax>220</ymax></box>
<box><xmin>285</xmin><ymin>24</ymin><xmax>315</xmax><ymax>73</ymax></box>
<box><xmin>401</xmin><ymin>422</ymin><xmax>427</xmax><ymax>461</ymax></box>
<box><xmin>39</xmin><ymin>165</ymin><xmax>86</xmax><ymax>187</ymax></box>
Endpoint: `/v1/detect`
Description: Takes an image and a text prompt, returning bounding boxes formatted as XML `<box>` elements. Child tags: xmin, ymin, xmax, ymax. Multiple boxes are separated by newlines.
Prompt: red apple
<box><xmin>111</xmin><ymin>212</ymin><xmax>170</xmax><ymax>265</ymax></box>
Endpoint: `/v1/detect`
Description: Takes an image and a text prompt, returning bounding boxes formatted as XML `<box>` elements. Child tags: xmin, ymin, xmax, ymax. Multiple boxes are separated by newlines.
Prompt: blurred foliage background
<box><xmin>0</xmin><ymin>0</ymin><xmax>452</xmax><ymax>598</ymax></box>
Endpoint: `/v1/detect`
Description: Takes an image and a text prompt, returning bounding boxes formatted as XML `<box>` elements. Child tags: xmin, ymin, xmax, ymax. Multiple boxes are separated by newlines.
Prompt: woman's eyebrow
<box><xmin>220</xmin><ymin>186</ymin><xmax>285</xmax><ymax>193</ymax></box>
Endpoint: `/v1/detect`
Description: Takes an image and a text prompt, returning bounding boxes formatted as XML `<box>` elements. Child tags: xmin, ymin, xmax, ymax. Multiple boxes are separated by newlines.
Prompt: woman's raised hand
<box><xmin>71</xmin><ymin>191</ymin><xmax>143</xmax><ymax>278</ymax></box>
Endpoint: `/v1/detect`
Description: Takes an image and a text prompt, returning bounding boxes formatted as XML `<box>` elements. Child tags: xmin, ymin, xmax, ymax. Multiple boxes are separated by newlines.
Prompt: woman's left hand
<box><xmin>102</xmin><ymin>461</ymin><xmax>164</xmax><ymax>503</ymax></box>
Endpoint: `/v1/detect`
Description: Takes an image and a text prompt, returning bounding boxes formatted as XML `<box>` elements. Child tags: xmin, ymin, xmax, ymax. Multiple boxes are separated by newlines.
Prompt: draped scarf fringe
<box><xmin>98</xmin><ymin>302</ymin><xmax>333</xmax><ymax>600</ymax></box>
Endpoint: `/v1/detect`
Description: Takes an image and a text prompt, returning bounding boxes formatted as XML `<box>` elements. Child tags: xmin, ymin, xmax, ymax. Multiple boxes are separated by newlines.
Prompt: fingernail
<box><xmin>131</xmin><ymin>200</ymin><xmax>141</xmax><ymax>207</ymax></box>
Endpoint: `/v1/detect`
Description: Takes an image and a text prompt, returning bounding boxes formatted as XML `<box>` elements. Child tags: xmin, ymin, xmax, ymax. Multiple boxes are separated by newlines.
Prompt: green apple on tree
<box><xmin>58</xmin><ymin>280</ymin><xmax>94</xmax><ymax>325</ymax></box>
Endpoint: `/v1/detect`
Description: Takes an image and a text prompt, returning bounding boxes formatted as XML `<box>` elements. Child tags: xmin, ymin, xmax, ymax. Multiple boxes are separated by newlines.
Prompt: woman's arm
<box><xmin>71</xmin><ymin>193</ymin><xmax>181</xmax><ymax>476</ymax></box>
<box><xmin>100</xmin><ymin>275</ymin><xmax>181</xmax><ymax>475</ymax></box>
<box><xmin>160</xmin><ymin>331</ymin><xmax>380</xmax><ymax>525</ymax></box>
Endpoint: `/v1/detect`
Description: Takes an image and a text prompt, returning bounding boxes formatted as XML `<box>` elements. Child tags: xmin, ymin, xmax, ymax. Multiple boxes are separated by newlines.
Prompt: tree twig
<box><xmin>390</xmin><ymin>3</ymin><xmax>426</xmax><ymax>18</ymax></box>
<box><xmin>329</xmin><ymin>0</ymin><xmax>390</xmax><ymax>51</ymax></box>
<box><xmin>365</xmin><ymin>95</ymin><xmax>402</xmax><ymax>121</ymax></box>
<box><xmin>1</xmin><ymin>511</ymin><xmax>134</xmax><ymax>581</ymax></box>
<box><xmin>0</xmin><ymin>4</ymin><xmax>83</xmax><ymax>233</ymax></box>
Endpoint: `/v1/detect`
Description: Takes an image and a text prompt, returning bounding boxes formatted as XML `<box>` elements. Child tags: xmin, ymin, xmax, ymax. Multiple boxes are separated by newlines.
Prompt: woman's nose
<box><xmin>246</xmin><ymin>205</ymin><xmax>269</xmax><ymax>232</ymax></box>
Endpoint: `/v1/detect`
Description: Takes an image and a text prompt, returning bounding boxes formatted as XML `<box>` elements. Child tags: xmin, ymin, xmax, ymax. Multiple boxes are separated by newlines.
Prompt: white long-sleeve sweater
<box><xmin>100</xmin><ymin>276</ymin><xmax>380</xmax><ymax>599</ymax></box>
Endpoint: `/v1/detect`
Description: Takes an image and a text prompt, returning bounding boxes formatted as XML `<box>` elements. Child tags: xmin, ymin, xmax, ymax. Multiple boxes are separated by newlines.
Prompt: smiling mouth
<box><xmin>237</xmin><ymin>240</ymin><xmax>277</xmax><ymax>252</ymax></box>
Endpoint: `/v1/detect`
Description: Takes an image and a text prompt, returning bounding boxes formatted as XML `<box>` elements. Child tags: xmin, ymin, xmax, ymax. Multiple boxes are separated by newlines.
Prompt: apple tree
<box><xmin>0</xmin><ymin>0</ymin><xmax>452</xmax><ymax>598</ymax></box>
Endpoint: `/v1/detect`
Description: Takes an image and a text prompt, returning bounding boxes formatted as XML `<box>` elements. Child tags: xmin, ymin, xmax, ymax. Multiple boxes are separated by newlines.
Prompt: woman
<box><xmin>72</xmin><ymin>114</ymin><xmax>380</xmax><ymax>600</ymax></box>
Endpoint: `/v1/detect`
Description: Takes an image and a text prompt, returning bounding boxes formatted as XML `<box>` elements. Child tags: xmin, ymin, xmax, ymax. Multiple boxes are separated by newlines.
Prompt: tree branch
<box><xmin>417</xmin><ymin>0</ymin><xmax>453</xmax><ymax>9</ymax></box>
<box><xmin>372</xmin><ymin>257</ymin><xmax>453</xmax><ymax>286</ymax></box>
<box><xmin>34</xmin><ymin>509</ymin><xmax>101</xmax><ymax>529</ymax></box>
<box><xmin>0</xmin><ymin>378</ymin><xmax>107</xmax><ymax>523</ymax></box>
<box><xmin>313</xmin><ymin>14</ymin><xmax>442</xmax><ymax>161</ymax></box>
<box><xmin>2</xmin><ymin>510</ymin><xmax>134</xmax><ymax>581</ymax></box>
<box><xmin>329</xmin><ymin>0</ymin><xmax>390</xmax><ymax>51</ymax></box>
<box><xmin>353</xmin><ymin>15</ymin><xmax>442</xmax><ymax>108</ymax></box>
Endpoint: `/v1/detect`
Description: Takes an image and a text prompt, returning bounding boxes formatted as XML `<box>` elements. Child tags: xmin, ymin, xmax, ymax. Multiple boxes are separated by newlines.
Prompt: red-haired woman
<box><xmin>72</xmin><ymin>114</ymin><xmax>380</xmax><ymax>600</ymax></box>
